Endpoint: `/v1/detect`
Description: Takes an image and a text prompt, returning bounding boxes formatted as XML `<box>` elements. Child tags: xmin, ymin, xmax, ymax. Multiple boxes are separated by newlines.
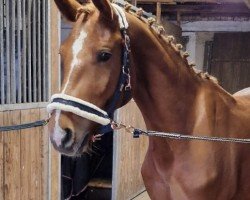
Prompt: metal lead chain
<box><xmin>140</xmin><ymin>130</ymin><xmax>250</xmax><ymax>144</ymax></box>
<box><xmin>111</xmin><ymin>121</ymin><xmax>250</xmax><ymax>144</ymax></box>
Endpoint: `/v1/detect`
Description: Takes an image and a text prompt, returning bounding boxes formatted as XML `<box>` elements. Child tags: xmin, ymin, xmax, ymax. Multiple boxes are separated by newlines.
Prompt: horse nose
<box><xmin>61</xmin><ymin>128</ymin><xmax>73</xmax><ymax>148</ymax></box>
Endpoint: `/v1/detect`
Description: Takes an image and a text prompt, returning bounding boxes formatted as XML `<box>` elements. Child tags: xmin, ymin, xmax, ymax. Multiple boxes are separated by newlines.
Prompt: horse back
<box><xmin>233</xmin><ymin>87</ymin><xmax>250</xmax><ymax>99</ymax></box>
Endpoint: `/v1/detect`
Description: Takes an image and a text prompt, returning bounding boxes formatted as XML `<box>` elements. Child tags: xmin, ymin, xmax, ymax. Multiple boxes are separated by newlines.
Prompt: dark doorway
<box><xmin>207</xmin><ymin>32</ymin><xmax>250</xmax><ymax>93</ymax></box>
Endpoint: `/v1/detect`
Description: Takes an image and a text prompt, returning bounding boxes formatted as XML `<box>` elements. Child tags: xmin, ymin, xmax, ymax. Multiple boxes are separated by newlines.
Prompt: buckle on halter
<box><xmin>122</xmin><ymin>68</ymin><xmax>131</xmax><ymax>91</ymax></box>
<box><xmin>124</xmin><ymin>34</ymin><xmax>131</xmax><ymax>52</ymax></box>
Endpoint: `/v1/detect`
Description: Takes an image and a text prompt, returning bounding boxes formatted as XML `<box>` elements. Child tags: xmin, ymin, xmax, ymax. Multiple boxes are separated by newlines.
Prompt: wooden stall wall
<box><xmin>0</xmin><ymin>1</ymin><xmax>61</xmax><ymax>200</ymax></box>
<box><xmin>209</xmin><ymin>32</ymin><xmax>250</xmax><ymax>93</ymax></box>
<box><xmin>112</xmin><ymin>100</ymin><xmax>148</xmax><ymax>200</ymax></box>
<box><xmin>0</xmin><ymin>109</ymin><xmax>48</xmax><ymax>200</ymax></box>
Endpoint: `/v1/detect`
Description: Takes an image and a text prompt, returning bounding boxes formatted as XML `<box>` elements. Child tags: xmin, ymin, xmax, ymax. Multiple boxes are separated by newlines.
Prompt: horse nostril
<box><xmin>61</xmin><ymin>128</ymin><xmax>73</xmax><ymax>147</ymax></box>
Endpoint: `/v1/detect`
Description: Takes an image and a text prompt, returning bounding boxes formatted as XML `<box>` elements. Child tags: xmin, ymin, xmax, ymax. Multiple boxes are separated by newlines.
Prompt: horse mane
<box><xmin>76</xmin><ymin>0</ymin><xmax>218</xmax><ymax>84</ymax></box>
<box><xmin>123</xmin><ymin>4</ymin><xmax>219</xmax><ymax>84</ymax></box>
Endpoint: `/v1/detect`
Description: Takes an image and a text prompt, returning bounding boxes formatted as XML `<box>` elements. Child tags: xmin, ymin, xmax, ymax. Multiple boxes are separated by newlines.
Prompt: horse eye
<box><xmin>97</xmin><ymin>51</ymin><xmax>112</xmax><ymax>62</ymax></box>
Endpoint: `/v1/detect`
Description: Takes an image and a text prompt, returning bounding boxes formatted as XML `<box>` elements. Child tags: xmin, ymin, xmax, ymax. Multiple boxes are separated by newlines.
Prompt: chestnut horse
<box><xmin>48</xmin><ymin>0</ymin><xmax>250</xmax><ymax>199</ymax></box>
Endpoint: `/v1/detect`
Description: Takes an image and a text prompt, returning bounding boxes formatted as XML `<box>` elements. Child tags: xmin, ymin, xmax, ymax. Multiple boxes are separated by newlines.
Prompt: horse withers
<box><xmin>47</xmin><ymin>0</ymin><xmax>250</xmax><ymax>199</ymax></box>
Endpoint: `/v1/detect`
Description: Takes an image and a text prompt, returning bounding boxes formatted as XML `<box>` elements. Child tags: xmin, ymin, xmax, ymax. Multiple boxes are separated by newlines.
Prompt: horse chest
<box><xmin>142</xmin><ymin>143</ymin><xmax>239</xmax><ymax>200</ymax></box>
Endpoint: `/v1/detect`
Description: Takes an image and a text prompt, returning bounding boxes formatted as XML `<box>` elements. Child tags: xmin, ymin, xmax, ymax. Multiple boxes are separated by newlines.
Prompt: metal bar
<box><xmin>5</xmin><ymin>0</ymin><xmax>10</xmax><ymax>104</ymax></box>
<box><xmin>42</xmin><ymin>0</ymin><xmax>46</xmax><ymax>101</ymax></box>
<box><xmin>17</xmin><ymin>0</ymin><xmax>22</xmax><ymax>103</ymax></box>
<box><xmin>27</xmin><ymin>0</ymin><xmax>32</xmax><ymax>102</ymax></box>
<box><xmin>22</xmin><ymin>0</ymin><xmax>27</xmax><ymax>103</ymax></box>
<box><xmin>32</xmin><ymin>0</ymin><xmax>37</xmax><ymax>102</ymax></box>
<box><xmin>0</xmin><ymin>0</ymin><xmax>5</xmax><ymax>104</ymax></box>
<box><xmin>37</xmin><ymin>0</ymin><xmax>42</xmax><ymax>102</ymax></box>
<box><xmin>10</xmin><ymin>0</ymin><xmax>16</xmax><ymax>104</ymax></box>
<box><xmin>47</xmin><ymin>0</ymin><xmax>53</xmax><ymax>101</ymax></box>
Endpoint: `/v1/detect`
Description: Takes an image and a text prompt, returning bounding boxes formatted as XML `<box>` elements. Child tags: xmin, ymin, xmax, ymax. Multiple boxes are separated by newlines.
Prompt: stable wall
<box><xmin>181</xmin><ymin>20</ymin><xmax>250</xmax><ymax>70</ymax></box>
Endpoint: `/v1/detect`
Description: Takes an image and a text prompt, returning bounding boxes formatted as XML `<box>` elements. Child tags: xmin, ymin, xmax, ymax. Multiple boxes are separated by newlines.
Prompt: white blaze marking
<box><xmin>53</xmin><ymin>110</ymin><xmax>65</xmax><ymax>147</ymax></box>
<box><xmin>62</xmin><ymin>30</ymin><xmax>88</xmax><ymax>93</ymax></box>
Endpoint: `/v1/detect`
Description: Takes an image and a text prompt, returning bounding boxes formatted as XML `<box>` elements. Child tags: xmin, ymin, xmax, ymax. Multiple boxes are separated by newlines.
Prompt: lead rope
<box><xmin>0</xmin><ymin>119</ymin><xmax>50</xmax><ymax>132</ymax></box>
<box><xmin>110</xmin><ymin>121</ymin><xmax>250</xmax><ymax>144</ymax></box>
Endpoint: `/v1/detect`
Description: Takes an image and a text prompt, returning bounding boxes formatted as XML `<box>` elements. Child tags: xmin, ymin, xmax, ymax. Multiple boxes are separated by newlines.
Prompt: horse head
<box><xmin>47</xmin><ymin>0</ymin><xmax>131</xmax><ymax>156</ymax></box>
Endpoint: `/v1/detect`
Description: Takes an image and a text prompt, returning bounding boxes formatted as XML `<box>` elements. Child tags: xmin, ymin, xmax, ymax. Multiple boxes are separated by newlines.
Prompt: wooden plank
<box><xmin>4</xmin><ymin>111</ymin><xmax>21</xmax><ymax>200</ymax></box>
<box><xmin>30</xmin><ymin>109</ymin><xmax>41</xmax><ymax>199</ymax></box>
<box><xmin>0</xmin><ymin>112</ymin><xmax>4</xmax><ymax>200</ymax></box>
<box><xmin>21</xmin><ymin>109</ymin><xmax>43</xmax><ymax>200</ymax></box>
<box><xmin>112</xmin><ymin>101</ymin><xmax>148</xmax><ymax>200</ymax></box>
<box><xmin>40</xmin><ymin>108</ymin><xmax>49</xmax><ymax>200</ymax></box>
<box><xmin>20</xmin><ymin>109</ymin><xmax>43</xmax><ymax>200</ymax></box>
<box><xmin>20</xmin><ymin>110</ymin><xmax>31</xmax><ymax>200</ymax></box>
<box><xmin>156</xmin><ymin>2</ymin><xmax>162</xmax><ymax>23</ymax></box>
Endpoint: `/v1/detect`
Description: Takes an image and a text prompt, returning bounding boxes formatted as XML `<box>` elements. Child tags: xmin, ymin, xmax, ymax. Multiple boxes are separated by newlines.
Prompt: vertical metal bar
<box><xmin>37</xmin><ymin>0</ymin><xmax>41</xmax><ymax>102</ymax></box>
<box><xmin>27</xmin><ymin>0</ymin><xmax>32</xmax><ymax>102</ymax></box>
<box><xmin>22</xmin><ymin>0</ymin><xmax>27</xmax><ymax>103</ymax></box>
<box><xmin>0</xmin><ymin>0</ymin><xmax>5</xmax><ymax>104</ymax></box>
<box><xmin>10</xmin><ymin>0</ymin><xmax>16</xmax><ymax>104</ymax></box>
<box><xmin>42</xmin><ymin>0</ymin><xmax>46</xmax><ymax>101</ymax></box>
<box><xmin>17</xmin><ymin>0</ymin><xmax>22</xmax><ymax>103</ymax></box>
<box><xmin>32</xmin><ymin>0</ymin><xmax>37</xmax><ymax>102</ymax></box>
<box><xmin>5</xmin><ymin>0</ymin><xmax>10</xmax><ymax>104</ymax></box>
<box><xmin>46</xmin><ymin>0</ymin><xmax>50</xmax><ymax>101</ymax></box>
<box><xmin>47</xmin><ymin>0</ymin><xmax>52</xmax><ymax>101</ymax></box>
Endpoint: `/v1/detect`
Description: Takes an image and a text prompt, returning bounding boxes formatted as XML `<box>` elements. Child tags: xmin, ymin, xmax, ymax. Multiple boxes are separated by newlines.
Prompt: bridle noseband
<box><xmin>47</xmin><ymin>3</ymin><xmax>132</xmax><ymax>127</ymax></box>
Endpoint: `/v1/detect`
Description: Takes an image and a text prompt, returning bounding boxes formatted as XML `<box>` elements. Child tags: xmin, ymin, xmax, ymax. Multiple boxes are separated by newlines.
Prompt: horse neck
<box><xmin>127</xmin><ymin>15</ymin><xmax>234</xmax><ymax>135</ymax></box>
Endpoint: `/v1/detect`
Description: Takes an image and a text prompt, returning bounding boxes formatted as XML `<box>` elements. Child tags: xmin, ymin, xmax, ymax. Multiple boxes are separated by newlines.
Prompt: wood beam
<box><xmin>244</xmin><ymin>0</ymin><xmax>250</xmax><ymax>8</ymax></box>
<box><xmin>160</xmin><ymin>3</ymin><xmax>250</xmax><ymax>14</ymax></box>
<box><xmin>139</xmin><ymin>3</ymin><xmax>250</xmax><ymax>15</ymax></box>
<box><xmin>136</xmin><ymin>0</ymin><xmax>241</xmax><ymax>3</ymax></box>
<box><xmin>131</xmin><ymin>0</ymin><xmax>137</xmax><ymax>6</ymax></box>
<box><xmin>156</xmin><ymin>2</ymin><xmax>162</xmax><ymax>23</ymax></box>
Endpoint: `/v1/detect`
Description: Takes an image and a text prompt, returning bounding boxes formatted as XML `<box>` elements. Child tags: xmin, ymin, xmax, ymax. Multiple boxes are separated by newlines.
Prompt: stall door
<box><xmin>209</xmin><ymin>32</ymin><xmax>250</xmax><ymax>93</ymax></box>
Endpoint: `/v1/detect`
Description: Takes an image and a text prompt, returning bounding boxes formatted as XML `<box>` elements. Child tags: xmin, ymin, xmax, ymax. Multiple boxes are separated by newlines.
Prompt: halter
<box><xmin>47</xmin><ymin>3</ymin><xmax>131</xmax><ymax>126</ymax></box>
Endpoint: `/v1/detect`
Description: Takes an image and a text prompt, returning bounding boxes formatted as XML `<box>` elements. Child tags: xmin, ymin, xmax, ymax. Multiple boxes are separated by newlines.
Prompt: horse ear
<box><xmin>54</xmin><ymin>0</ymin><xmax>84</xmax><ymax>22</ymax></box>
<box><xmin>92</xmin><ymin>0</ymin><xmax>114</xmax><ymax>20</ymax></box>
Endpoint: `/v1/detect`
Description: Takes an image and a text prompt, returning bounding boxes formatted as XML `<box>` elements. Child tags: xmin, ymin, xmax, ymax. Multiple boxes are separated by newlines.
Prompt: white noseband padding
<box><xmin>47</xmin><ymin>94</ymin><xmax>110</xmax><ymax>126</ymax></box>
